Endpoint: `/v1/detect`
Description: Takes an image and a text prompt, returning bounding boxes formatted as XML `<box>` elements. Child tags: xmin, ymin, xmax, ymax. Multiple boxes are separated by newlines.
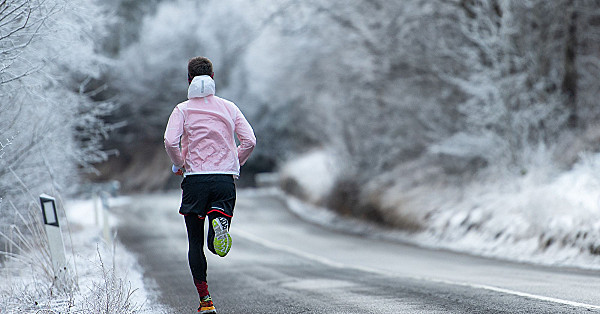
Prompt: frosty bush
<box><xmin>79</xmin><ymin>247</ymin><xmax>142</xmax><ymax>314</ymax></box>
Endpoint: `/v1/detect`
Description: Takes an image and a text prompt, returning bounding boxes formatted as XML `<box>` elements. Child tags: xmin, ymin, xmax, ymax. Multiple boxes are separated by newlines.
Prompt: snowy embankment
<box><xmin>0</xmin><ymin>198</ymin><xmax>161</xmax><ymax>313</ymax></box>
<box><xmin>277</xmin><ymin>150</ymin><xmax>600</xmax><ymax>270</ymax></box>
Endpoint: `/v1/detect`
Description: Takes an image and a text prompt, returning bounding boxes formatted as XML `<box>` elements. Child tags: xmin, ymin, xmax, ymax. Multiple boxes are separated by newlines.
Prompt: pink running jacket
<box><xmin>164</xmin><ymin>75</ymin><xmax>256</xmax><ymax>177</ymax></box>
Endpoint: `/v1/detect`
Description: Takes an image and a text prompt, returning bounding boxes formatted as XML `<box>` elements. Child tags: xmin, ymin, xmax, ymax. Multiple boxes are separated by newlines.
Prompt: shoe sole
<box><xmin>212</xmin><ymin>218</ymin><xmax>232</xmax><ymax>257</ymax></box>
<box><xmin>198</xmin><ymin>308</ymin><xmax>216</xmax><ymax>314</ymax></box>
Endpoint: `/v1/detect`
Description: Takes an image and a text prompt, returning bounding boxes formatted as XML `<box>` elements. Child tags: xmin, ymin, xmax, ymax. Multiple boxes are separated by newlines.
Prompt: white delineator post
<box><xmin>39</xmin><ymin>194</ymin><xmax>68</xmax><ymax>282</ymax></box>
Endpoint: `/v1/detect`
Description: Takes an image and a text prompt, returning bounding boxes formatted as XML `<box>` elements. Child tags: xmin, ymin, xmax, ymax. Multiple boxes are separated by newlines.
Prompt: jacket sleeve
<box><xmin>234</xmin><ymin>107</ymin><xmax>256</xmax><ymax>166</ymax></box>
<box><xmin>164</xmin><ymin>106</ymin><xmax>185</xmax><ymax>167</ymax></box>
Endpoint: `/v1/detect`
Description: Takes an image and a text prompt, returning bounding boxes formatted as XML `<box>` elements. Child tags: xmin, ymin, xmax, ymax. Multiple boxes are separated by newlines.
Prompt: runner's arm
<box><xmin>234</xmin><ymin>107</ymin><xmax>256</xmax><ymax>166</ymax></box>
<box><xmin>164</xmin><ymin>106</ymin><xmax>185</xmax><ymax>168</ymax></box>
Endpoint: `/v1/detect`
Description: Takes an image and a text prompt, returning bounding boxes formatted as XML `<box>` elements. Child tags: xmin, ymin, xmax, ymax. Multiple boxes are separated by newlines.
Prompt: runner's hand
<box><xmin>172</xmin><ymin>164</ymin><xmax>184</xmax><ymax>176</ymax></box>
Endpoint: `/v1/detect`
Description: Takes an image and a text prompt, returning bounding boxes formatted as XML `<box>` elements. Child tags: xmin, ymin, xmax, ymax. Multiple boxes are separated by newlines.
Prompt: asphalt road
<box><xmin>115</xmin><ymin>189</ymin><xmax>600</xmax><ymax>313</ymax></box>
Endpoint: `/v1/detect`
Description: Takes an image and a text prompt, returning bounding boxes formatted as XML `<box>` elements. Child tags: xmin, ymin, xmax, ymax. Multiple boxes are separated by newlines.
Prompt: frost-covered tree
<box><xmin>99</xmin><ymin>0</ymin><xmax>169</xmax><ymax>56</ymax></box>
<box><xmin>569</xmin><ymin>1</ymin><xmax>600</xmax><ymax>126</ymax></box>
<box><xmin>0</xmin><ymin>0</ymin><xmax>112</xmax><ymax>229</ymax></box>
<box><xmin>417</xmin><ymin>1</ymin><xmax>565</xmax><ymax>170</ymax></box>
<box><xmin>407</xmin><ymin>0</ymin><xmax>600</xmax><ymax>175</ymax></box>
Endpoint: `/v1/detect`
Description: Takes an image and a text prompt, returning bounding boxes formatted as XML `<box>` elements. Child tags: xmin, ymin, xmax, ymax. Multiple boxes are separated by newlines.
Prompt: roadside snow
<box><xmin>279</xmin><ymin>149</ymin><xmax>340</xmax><ymax>203</ymax></box>
<box><xmin>409</xmin><ymin>154</ymin><xmax>600</xmax><ymax>269</ymax></box>
<box><xmin>276</xmin><ymin>150</ymin><xmax>600</xmax><ymax>270</ymax></box>
<box><xmin>0</xmin><ymin>197</ymin><xmax>164</xmax><ymax>313</ymax></box>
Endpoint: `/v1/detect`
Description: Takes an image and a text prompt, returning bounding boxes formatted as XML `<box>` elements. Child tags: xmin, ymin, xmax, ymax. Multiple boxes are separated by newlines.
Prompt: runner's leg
<box><xmin>184</xmin><ymin>215</ymin><xmax>209</xmax><ymax>297</ymax></box>
<box><xmin>207</xmin><ymin>177</ymin><xmax>236</xmax><ymax>256</ymax></box>
<box><xmin>207</xmin><ymin>211</ymin><xmax>231</xmax><ymax>254</ymax></box>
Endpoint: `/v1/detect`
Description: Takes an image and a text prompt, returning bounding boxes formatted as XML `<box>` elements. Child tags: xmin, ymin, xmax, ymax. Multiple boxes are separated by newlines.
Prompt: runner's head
<box><xmin>188</xmin><ymin>56</ymin><xmax>214</xmax><ymax>84</ymax></box>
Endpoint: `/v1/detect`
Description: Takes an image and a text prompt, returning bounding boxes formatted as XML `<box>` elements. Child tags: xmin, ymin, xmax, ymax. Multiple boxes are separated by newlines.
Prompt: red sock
<box><xmin>194</xmin><ymin>278</ymin><xmax>209</xmax><ymax>298</ymax></box>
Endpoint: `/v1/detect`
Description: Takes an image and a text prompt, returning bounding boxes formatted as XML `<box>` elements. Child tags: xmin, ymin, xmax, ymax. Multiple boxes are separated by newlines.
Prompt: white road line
<box><xmin>234</xmin><ymin>228</ymin><xmax>600</xmax><ymax>311</ymax></box>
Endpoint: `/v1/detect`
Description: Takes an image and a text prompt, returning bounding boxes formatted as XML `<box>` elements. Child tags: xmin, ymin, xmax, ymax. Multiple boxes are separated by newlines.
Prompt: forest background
<box><xmin>3</xmin><ymin>0</ymin><xmax>600</xmax><ymax>270</ymax></box>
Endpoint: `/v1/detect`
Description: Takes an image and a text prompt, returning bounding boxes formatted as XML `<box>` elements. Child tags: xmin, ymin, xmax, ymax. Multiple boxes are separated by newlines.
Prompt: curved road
<box><xmin>115</xmin><ymin>190</ymin><xmax>600</xmax><ymax>313</ymax></box>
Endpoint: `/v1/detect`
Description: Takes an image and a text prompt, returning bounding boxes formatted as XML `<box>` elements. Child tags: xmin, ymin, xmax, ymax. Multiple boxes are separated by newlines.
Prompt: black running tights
<box><xmin>184</xmin><ymin>213</ymin><xmax>231</xmax><ymax>282</ymax></box>
<box><xmin>184</xmin><ymin>215</ymin><xmax>208</xmax><ymax>282</ymax></box>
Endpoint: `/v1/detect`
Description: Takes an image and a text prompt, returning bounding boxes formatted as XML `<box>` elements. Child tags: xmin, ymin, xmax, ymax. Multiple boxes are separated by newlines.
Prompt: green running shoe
<box><xmin>198</xmin><ymin>295</ymin><xmax>216</xmax><ymax>313</ymax></box>
<box><xmin>212</xmin><ymin>217</ymin><xmax>232</xmax><ymax>257</ymax></box>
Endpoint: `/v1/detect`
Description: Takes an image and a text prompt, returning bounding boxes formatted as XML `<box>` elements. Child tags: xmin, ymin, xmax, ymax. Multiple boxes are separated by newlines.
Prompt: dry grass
<box><xmin>0</xmin><ymin>194</ymin><xmax>143</xmax><ymax>313</ymax></box>
<box><xmin>79</xmin><ymin>246</ymin><xmax>142</xmax><ymax>314</ymax></box>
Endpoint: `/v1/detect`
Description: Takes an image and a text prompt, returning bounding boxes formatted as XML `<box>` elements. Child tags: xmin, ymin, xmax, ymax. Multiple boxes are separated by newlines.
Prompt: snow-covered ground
<box><xmin>0</xmin><ymin>197</ymin><xmax>164</xmax><ymax>313</ymax></box>
<box><xmin>278</xmin><ymin>150</ymin><xmax>600</xmax><ymax>270</ymax></box>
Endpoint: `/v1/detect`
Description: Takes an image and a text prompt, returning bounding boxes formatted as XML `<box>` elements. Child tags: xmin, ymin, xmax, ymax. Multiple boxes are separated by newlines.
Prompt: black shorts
<box><xmin>179</xmin><ymin>174</ymin><xmax>236</xmax><ymax>218</ymax></box>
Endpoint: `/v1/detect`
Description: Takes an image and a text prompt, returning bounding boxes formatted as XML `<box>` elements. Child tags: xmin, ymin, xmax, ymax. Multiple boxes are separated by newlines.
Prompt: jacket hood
<box><xmin>188</xmin><ymin>75</ymin><xmax>215</xmax><ymax>99</ymax></box>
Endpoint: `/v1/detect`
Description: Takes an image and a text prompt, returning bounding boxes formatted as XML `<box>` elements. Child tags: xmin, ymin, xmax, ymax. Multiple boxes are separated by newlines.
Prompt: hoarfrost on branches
<box><xmin>108</xmin><ymin>0</ymin><xmax>600</xmax><ymax>182</ymax></box>
<box><xmin>0</xmin><ymin>0</ymin><xmax>113</xmax><ymax>230</ymax></box>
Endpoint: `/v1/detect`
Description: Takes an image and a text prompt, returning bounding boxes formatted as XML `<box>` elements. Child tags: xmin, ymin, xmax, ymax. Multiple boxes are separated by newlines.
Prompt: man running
<box><xmin>164</xmin><ymin>56</ymin><xmax>256</xmax><ymax>313</ymax></box>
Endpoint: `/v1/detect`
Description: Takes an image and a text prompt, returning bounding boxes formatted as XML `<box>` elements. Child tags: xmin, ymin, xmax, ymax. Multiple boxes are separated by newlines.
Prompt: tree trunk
<box><xmin>563</xmin><ymin>0</ymin><xmax>578</xmax><ymax>128</ymax></box>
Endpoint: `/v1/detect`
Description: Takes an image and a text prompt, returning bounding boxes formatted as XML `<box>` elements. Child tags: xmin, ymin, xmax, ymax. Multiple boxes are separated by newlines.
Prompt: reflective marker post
<box><xmin>39</xmin><ymin>194</ymin><xmax>68</xmax><ymax>283</ymax></box>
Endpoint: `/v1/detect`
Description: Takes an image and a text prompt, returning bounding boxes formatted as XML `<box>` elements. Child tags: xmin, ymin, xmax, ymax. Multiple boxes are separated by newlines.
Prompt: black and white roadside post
<box><xmin>39</xmin><ymin>194</ymin><xmax>68</xmax><ymax>283</ymax></box>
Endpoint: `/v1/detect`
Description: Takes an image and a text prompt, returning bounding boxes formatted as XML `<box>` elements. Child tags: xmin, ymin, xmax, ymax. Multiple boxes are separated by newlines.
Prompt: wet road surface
<box><xmin>115</xmin><ymin>190</ymin><xmax>600</xmax><ymax>313</ymax></box>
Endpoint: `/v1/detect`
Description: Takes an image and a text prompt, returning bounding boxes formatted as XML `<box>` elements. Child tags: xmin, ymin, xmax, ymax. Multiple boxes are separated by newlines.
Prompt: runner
<box><xmin>164</xmin><ymin>56</ymin><xmax>256</xmax><ymax>313</ymax></box>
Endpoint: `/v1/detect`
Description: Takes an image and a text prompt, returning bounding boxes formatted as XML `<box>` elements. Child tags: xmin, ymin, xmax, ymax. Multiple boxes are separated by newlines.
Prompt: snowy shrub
<box><xmin>79</xmin><ymin>247</ymin><xmax>142</xmax><ymax>314</ymax></box>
